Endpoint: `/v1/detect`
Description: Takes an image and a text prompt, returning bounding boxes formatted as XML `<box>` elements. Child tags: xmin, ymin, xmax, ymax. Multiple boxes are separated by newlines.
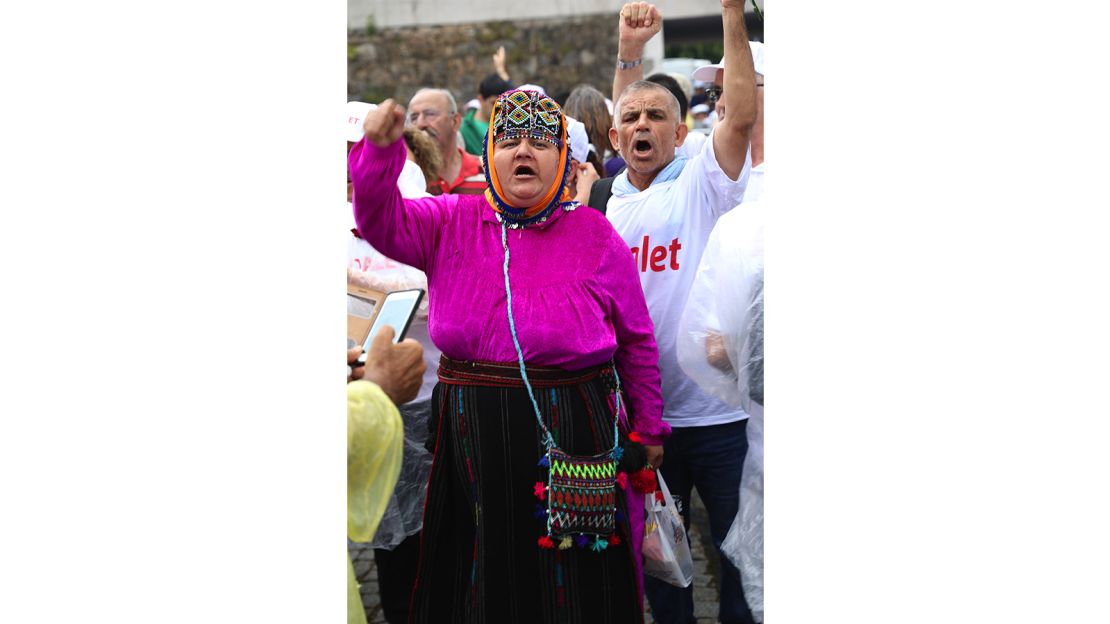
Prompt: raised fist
<box><xmin>362</xmin><ymin>98</ymin><xmax>406</xmax><ymax>148</ymax></box>
<box><xmin>618</xmin><ymin>2</ymin><xmax>663</xmax><ymax>47</ymax></box>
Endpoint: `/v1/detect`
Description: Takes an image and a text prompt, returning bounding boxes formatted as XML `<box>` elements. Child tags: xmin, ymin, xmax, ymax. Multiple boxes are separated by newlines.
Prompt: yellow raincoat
<box><xmin>347</xmin><ymin>381</ymin><xmax>405</xmax><ymax>624</ymax></box>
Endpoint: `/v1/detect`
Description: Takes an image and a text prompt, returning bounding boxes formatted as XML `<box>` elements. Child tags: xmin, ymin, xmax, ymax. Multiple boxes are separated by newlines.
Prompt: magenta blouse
<box><xmin>349</xmin><ymin>138</ymin><xmax>669</xmax><ymax>445</ymax></box>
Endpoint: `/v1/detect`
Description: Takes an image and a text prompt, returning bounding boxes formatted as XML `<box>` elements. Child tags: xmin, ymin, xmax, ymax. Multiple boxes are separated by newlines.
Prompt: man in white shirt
<box><xmin>608</xmin><ymin>3</ymin><xmax>758</xmax><ymax>623</ymax></box>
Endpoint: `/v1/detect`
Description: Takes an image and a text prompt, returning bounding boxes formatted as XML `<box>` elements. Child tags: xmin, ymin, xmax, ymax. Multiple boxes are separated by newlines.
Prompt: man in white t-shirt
<box><xmin>608</xmin><ymin>3</ymin><xmax>759</xmax><ymax>624</ymax></box>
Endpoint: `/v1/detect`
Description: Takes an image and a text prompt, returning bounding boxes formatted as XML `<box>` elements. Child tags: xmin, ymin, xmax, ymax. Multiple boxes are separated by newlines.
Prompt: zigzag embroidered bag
<box><xmin>545</xmin><ymin>443</ymin><xmax>619</xmax><ymax>538</ymax></box>
<box><xmin>498</xmin><ymin>219</ymin><xmax>626</xmax><ymax>551</ymax></box>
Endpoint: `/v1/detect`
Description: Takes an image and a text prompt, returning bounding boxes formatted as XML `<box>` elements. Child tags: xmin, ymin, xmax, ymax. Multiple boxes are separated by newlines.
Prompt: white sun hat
<box><xmin>345</xmin><ymin>101</ymin><xmax>378</xmax><ymax>142</ymax></box>
<box><xmin>565</xmin><ymin>116</ymin><xmax>590</xmax><ymax>164</ymax></box>
<box><xmin>692</xmin><ymin>41</ymin><xmax>765</xmax><ymax>83</ymax></box>
<box><xmin>517</xmin><ymin>83</ymin><xmax>547</xmax><ymax>95</ymax></box>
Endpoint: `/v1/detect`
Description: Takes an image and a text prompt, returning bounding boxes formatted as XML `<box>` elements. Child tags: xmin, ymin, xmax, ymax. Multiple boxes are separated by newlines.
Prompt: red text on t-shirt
<box><xmin>630</xmin><ymin>235</ymin><xmax>682</xmax><ymax>273</ymax></box>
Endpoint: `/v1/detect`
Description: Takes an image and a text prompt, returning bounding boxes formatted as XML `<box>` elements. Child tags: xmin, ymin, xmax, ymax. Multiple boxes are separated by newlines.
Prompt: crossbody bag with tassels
<box><xmin>498</xmin><ymin>217</ymin><xmax>652</xmax><ymax>553</ymax></box>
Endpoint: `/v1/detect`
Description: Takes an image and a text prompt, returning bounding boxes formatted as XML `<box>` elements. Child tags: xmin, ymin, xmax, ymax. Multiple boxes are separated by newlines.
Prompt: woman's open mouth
<box><xmin>513</xmin><ymin>165</ymin><xmax>537</xmax><ymax>178</ymax></box>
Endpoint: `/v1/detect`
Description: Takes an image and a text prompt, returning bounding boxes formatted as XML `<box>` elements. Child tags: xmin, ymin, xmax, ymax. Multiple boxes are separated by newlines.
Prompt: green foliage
<box><xmin>478</xmin><ymin>20</ymin><xmax>516</xmax><ymax>44</ymax></box>
<box><xmin>366</xmin><ymin>15</ymin><xmax>377</xmax><ymax>36</ymax></box>
<box><xmin>360</xmin><ymin>86</ymin><xmax>390</xmax><ymax>105</ymax></box>
<box><xmin>665</xmin><ymin>42</ymin><xmax>724</xmax><ymax>62</ymax></box>
<box><xmin>348</xmin><ymin>44</ymin><xmax>358</xmax><ymax>62</ymax></box>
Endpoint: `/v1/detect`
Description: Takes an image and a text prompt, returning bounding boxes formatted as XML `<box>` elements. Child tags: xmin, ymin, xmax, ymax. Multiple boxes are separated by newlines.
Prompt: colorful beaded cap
<box><xmin>492</xmin><ymin>89</ymin><xmax>563</xmax><ymax>148</ymax></box>
<box><xmin>482</xmin><ymin>89</ymin><xmax>573</xmax><ymax>225</ymax></box>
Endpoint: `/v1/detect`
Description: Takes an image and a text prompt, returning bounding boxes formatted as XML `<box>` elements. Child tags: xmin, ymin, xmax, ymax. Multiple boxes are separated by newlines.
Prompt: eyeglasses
<box><xmin>706</xmin><ymin>83</ymin><xmax>763</xmax><ymax>106</ymax></box>
<box><xmin>407</xmin><ymin>109</ymin><xmax>445</xmax><ymax>125</ymax></box>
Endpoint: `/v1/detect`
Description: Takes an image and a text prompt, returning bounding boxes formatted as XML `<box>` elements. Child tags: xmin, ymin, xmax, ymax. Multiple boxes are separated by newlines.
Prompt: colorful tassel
<box><xmin>537</xmin><ymin>454</ymin><xmax>550</xmax><ymax>468</ymax></box>
<box><xmin>574</xmin><ymin>535</ymin><xmax>590</xmax><ymax>549</ymax></box>
<box><xmin>609</xmin><ymin>534</ymin><xmax>621</xmax><ymax>546</ymax></box>
<box><xmin>655</xmin><ymin>490</ymin><xmax>665</xmax><ymax>504</ymax></box>
<box><xmin>612</xmin><ymin>446</ymin><xmax>624</xmax><ymax>461</ymax></box>
<box><xmin>538</xmin><ymin>535</ymin><xmax>555</xmax><ymax>549</ymax></box>
<box><xmin>628</xmin><ymin>431</ymin><xmax>642</xmax><ymax>443</ymax></box>
<box><xmin>558</xmin><ymin>536</ymin><xmax>573</xmax><ymax>550</ymax></box>
<box><xmin>615</xmin><ymin>508</ymin><xmax>626</xmax><ymax>523</ymax></box>
<box><xmin>616</xmin><ymin>472</ymin><xmax>629</xmax><ymax>489</ymax></box>
<box><xmin>534</xmin><ymin>482</ymin><xmax>547</xmax><ymax>501</ymax></box>
<box><xmin>590</xmin><ymin>537</ymin><xmax>609</xmax><ymax>552</ymax></box>
<box><xmin>630</xmin><ymin>468</ymin><xmax>657</xmax><ymax>493</ymax></box>
<box><xmin>534</xmin><ymin>504</ymin><xmax>548</xmax><ymax>519</ymax></box>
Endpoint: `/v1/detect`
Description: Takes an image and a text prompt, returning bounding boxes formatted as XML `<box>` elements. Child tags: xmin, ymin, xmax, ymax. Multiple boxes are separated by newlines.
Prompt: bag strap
<box><xmin>500</xmin><ymin>221</ymin><xmax>621</xmax><ymax>453</ymax></box>
<box><xmin>586</xmin><ymin>176</ymin><xmax>616</xmax><ymax>215</ymax></box>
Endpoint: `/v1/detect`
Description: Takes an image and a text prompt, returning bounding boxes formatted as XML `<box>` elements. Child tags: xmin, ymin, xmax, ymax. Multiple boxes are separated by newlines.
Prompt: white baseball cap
<box><xmin>692</xmin><ymin>59</ymin><xmax>722</xmax><ymax>83</ymax></box>
<box><xmin>565</xmin><ymin>116</ymin><xmax>590</xmax><ymax>164</ymax></box>
<box><xmin>345</xmin><ymin>101</ymin><xmax>377</xmax><ymax>142</ymax></box>
<box><xmin>750</xmin><ymin>41</ymin><xmax>765</xmax><ymax>77</ymax></box>
<box><xmin>691</xmin><ymin>103</ymin><xmax>710</xmax><ymax>115</ymax></box>
<box><xmin>464</xmin><ymin>98</ymin><xmax>481</xmax><ymax>111</ymax></box>
<box><xmin>692</xmin><ymin>41</ymin><xmax>765</xmax><ymax>83</ymax></box>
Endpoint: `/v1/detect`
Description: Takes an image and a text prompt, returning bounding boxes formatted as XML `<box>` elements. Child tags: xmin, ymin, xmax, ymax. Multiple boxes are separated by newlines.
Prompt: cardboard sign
<box><xmin>347</xmin><ymin>281</ymin><xmax>385</xmax><ymax>346</ymax></box>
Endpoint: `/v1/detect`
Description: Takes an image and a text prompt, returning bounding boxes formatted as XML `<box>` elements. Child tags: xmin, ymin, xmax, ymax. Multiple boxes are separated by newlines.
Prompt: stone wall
<box><xmin>348</xmin><ymin>15</ymin><xmax>636</xmax><ymax>107</ymax></box>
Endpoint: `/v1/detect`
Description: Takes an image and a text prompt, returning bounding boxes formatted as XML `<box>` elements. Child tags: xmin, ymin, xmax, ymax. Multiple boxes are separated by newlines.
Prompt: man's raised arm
<box><xmin>713</xmin><ymin>0</ymin><xmax>757</xmax><ymax>180</ymax></box>
<box><xmin>612</xmin><ymin>2</ymin><xmax>662</xmax><ymax>105</ymax></box>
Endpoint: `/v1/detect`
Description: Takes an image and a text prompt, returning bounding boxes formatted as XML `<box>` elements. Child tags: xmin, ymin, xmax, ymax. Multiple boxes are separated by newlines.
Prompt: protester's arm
<box><xmin>349</xmin><ymin>99</ymin><xmax>447</xmax><ymax>271</ymax></box>
<box><xmin>612</xmin><ymin>2</ymin><xmax>662</xmax><ymax>104</ymax></box>
<box><xmin>493</xmin><ymin>46</ymin><xmax>510</xmax><ymax>82</ymax></box>
<box><xmin>712</xmin><ymin>0</ymin><xmax>757</xmax><ymax>180</ymax></box>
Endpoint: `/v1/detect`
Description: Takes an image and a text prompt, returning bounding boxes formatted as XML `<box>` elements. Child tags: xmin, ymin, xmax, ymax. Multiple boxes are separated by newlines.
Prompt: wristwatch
<box><xmin>617</xmin><ymin>57</ymin><xmax>643</xmax><ymax>70</ymax></box>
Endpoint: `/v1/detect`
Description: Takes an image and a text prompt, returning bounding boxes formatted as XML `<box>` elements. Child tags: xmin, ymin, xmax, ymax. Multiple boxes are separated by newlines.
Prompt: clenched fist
<box><xmin>363</xmin><ymin>98</ymin><xmax>406</xmax><ymax>148</ymax></box>
<box><xmin>618</xmin><ymin>2</ymin><xmax>662</xmax><ymax>48</ymax></box>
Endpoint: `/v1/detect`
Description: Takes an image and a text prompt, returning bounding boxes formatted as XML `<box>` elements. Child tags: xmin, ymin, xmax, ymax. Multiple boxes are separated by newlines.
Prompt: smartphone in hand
<box><xmin>356</xmin><ymin>288</ymin><xmax>425</xmax><ymax>365</ymax></box>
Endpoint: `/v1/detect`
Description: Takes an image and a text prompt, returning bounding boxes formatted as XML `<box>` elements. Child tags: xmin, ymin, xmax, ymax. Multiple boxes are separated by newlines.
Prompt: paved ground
<box><xmin>349</xmin><ymin>490</ymin><xmax>721</xmax><ymax>623</ymax></box>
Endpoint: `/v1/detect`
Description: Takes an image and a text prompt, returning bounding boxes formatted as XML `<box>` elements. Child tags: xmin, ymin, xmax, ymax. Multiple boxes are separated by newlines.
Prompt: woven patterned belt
<box><xmin>437</xmin><ymin>355</ymin><xmax>615</xmax><ymax>389</ymax></box>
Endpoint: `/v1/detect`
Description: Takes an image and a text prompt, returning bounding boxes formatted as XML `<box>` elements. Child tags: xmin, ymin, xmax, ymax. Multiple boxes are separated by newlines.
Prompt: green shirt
<box><xmin>459</xmin><ymin>108</ymin><xmax>489</xmax><ymax>156</ymax></box>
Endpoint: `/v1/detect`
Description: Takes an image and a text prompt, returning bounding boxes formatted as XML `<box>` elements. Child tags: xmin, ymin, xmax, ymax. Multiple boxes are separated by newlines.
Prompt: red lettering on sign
<box><xmin>649</xmin><ymin>246</ymin><xmax>667</xmax><ymax>271</ymax></box>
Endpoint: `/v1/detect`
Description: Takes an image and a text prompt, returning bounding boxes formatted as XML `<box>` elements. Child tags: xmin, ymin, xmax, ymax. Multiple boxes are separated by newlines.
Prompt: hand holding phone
<box><xmin>360</xmin><ymin>326</ymin><xmax>426</xmax><ymax>405</ymax></box>
<box><xmin>357</xmin><ymin>288</ymin><xmax>425</xmax><ymax>364</ymax></box>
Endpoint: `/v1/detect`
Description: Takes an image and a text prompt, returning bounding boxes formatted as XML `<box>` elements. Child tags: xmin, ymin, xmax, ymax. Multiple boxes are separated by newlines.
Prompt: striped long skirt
<box><xmin>408</xmin><ymin>357</ymin><xmax>643</xmax><ymax>624</ymax></box>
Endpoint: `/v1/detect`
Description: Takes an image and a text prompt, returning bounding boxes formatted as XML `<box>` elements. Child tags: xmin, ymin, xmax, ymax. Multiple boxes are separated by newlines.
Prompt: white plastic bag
<box><xmin>642</xmin><ymin>472</ymin><xmax>694</xmax><ymax>588</ymax></box>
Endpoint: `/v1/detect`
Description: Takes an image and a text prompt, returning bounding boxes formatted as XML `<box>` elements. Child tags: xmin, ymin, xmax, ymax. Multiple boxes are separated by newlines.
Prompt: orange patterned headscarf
<box><xmin>482</xmin><ymin>89</ymin><xmax>573</xmax><ymax>225</ymax></box>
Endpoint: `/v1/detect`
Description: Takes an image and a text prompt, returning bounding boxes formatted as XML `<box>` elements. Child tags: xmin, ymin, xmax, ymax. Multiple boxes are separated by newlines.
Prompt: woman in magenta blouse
<box><xmin>350</xmin><ymin>89</ymin><xmax>669</xmax><ymax>624</ymax></box>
